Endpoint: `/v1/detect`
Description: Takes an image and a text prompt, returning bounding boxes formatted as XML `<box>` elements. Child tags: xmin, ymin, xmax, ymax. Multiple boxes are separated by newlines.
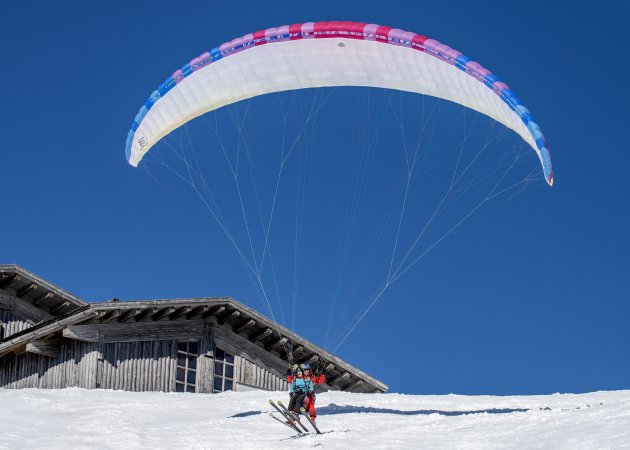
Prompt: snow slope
<box><xmin>1</xmin><ymin>389</ymin><xmax>629</xmax><ymax>449</ymax></box>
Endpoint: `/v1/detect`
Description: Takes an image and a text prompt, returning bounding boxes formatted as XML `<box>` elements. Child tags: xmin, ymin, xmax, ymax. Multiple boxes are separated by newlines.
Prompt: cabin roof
<box><xmin>0</xmin><ymin>265</ymin><xmax>87</xmax><ymax>320</ymax></box>
<box><xmin>89</xmin><ymin>296</ymin><xmax>388</xmax><ymax>393</ymax></box>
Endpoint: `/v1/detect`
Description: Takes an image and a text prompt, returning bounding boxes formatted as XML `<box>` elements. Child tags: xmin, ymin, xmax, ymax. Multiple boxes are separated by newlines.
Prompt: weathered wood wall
<box><xmin>235</xmin><ymin>355</ymin><xmax>288</xmax><ymax>391</ymax></box>
<box><xmin>0</xmin><ymin>339</ymin><xmax>98</xmax><ymax>389</ymax></box>
<box><xmin>98</xmin><ymin>340</ymin><xmax>178</xmax><ymax>392</ymax></box>
<box><xmin>0</xmin><ymin>308</ymin><xmax>32</xmax><ymax>339</ymax></box>
<box><xmin>1</xmin><ymin>320</ymin><xmax>288</xmax><ymax>393</ymax></box>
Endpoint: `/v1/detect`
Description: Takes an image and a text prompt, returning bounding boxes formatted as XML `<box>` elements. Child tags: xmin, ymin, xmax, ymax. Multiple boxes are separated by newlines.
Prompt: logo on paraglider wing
<box><xmin>138</xmin><ymin>136</ymin><xmax>148</xmax><ymax>149</ymax></box>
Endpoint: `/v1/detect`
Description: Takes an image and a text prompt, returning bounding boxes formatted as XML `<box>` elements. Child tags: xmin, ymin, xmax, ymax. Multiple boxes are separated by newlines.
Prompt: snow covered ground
<box><xmin>1</xmin><ymin>388</ymin><xmax>629</xmax><ymax>449</ymax></box>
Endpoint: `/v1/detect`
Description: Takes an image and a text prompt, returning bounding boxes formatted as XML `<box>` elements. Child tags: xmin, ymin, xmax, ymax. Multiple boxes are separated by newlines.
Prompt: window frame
<box><xmin>213</xmin><ymin>347</ymin><xmax>235</xmax><ymax>392</ymax></box>
<box><xmin>175</xmin><ymin>341</ymin><xmax>199</xmax><ymax>393</ymax></box>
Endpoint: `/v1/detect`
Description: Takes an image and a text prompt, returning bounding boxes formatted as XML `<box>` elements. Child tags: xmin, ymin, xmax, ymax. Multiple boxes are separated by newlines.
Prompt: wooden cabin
<box><xmin>0</xmin><ymin>265</ymin><xmax>387</xmax><ymax>394</ymax></box>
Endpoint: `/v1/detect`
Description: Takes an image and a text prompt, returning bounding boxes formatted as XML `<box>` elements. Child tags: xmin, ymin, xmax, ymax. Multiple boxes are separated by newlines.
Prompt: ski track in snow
<box><xmin>1</xmin><ymin>389</ymin><xmax>629</xmax><ymax>449</ymax></box>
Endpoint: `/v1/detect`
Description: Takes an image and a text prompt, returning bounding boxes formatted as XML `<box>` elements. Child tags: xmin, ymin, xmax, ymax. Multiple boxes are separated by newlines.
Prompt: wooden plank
<box><xmin>16</xmin><ymin>283</ymin><xmax>37</xmax><ymax>299</ymax></box>
<box><xmin>265</xmin><ymin>336</ymin><xmax>287</xmax><ymax>351</ymax></box>
<box><xmin>26</xmin><ymin>337</ymin><xmax>60</xmax><ymax>358</ymax></box>
<box><xmin>213</xmin><ymin>323</ymin><xmax>288</xmax><ymax>380</ymax></box>
<box><xmin>250</xmin><ymin>327</ymin><xmax>272</xmax><ymax>343</ymax></box>
<box><xmin>152</xmin><ymin>307</ymin><xmax>175</xmax><ymax>321</ymax></box>
<box><xmin>1</xmin><ymin>293</ymin><xmax>52</xmax><ymax>324</ymax></box>
<box><xmin>63</xmin><ymin>326</ymin><xmax>99</xmax><ymax>343</ymax></box>
<box><xmin>344</xmin><ymin>379</ymin><xmax>364</xmax><ymax>392</ymax></box>
<box><xmin>118</xmin><ymin>309</ymin><xmax>141</xmax><ymax>323</ymax></box>
<box><xmin>66</xmin><ymin>320</ymin><xmax>206</xmax><ymax>344</ymax></box>
<box><xmin>202</xmin><ymin>305</ymin><xmax>225</xmax><ymax>319</ymax></box>
<box><xmin>101</xmin><ymin>309</ymin><xmax>122</xmax><ymax>323</ymax></box>
<box><xmin>135</xmin><ymin>307</ymin><xmax>158</xmax><ymax>322</ymax></box>
<box><xmin>32</xmin><ymin>291</ymin><xmax>53</xmax><ymax>307</ymax></box>
<box><xmin>217</xmin><ymin>309</ymin><xmax>240</xmax><ymax>325</ymax></box>
<box><xmin>233</xmin><ymin>319</ymin><xmax>255</xmax><ymax>334</ymax></box>
<box><xmin>0</xmin><ymin>274</ymin><xmax>20</xmax><ymax>289</ymax></box>
<box><xmin>196</xmin><ymin>322</ymin><xmax>213</xmax><ymax>394</ymax></box>
<box><xmin>328</xmin><ymin>371</ymin><xmax>351</xmax><ymax>386</ymax></box>
<box><xmin>0</xmin><ymin>308</ymin><xmax>96</xmax><ymax>358</ymax></box>
<box><xmin>170</xmin><ymin>306</ymin><xmax>192</xmax><ymax>321</ymax></box>
<box><xmin>49</xmin><ymin>300</ymin><xmax>71</xmax><ymax>315</ymax></box>
<box><xmin>186</xmin><ymin>305</ymin><xmax>209</xmax><ymax>320</ymax></box>
<box><xmin>81</xmin><ymin>310</ymin><xmax>107</xmax><ymax>325</ymax></box>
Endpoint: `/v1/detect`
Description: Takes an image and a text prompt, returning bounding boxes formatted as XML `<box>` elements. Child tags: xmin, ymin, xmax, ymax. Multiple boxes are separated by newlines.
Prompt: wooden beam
<box><xmin>11</xmin><ymin>345</ymin><xmax>27</xmax><ymax>357</ymax></box>
<box><xmin>202</xmin><ymin>305</ymin><xmax>225</xmax><ymax>319</ymax></box>
<box><xmin>233</xmin><ymin>319</ymin><xmax>255</xmax><ymax>334</ymax></box>
<box><xmin>0</xmin><ymin>274</ymin><xmax>20</xmax><ymax>289</ymax></box>
<box><xmin>134</xmin><ymin>307</ymin><xmax>158</xmax><ymax>322</ymax></box>
<box><xmin>345</xmin><ymin>379</ymin><xmax>364</xmax><ymax>392</ymax></box>
<box><xmin>265</xmin><ymin>336</ymin><xmax>287</xmax><ymax>351</ymax></box>
<box><xmin>32</xmin><ymin>291</ymin><xmax>54</xmax><ymax>307</ymax></box>
<box><xmin>65</xmin><ymin>319</ymin><xmax>206</xmax><ymax>344</ymax></box>
<box><xmin>306</xmin><ymin>354</ymin><xmax>319</xmax><ymax>364</ymax></box>
<box><xmin>186</xmin><ymin>305</ymin><xmax>209</xmax><ymax>320</ymax></box>
<box><xmin>213</xmin><ymin>325</ymin><xmax>289</xmax><ymax>380</ymax></box>
<box><xmin>250</xmin><ymin>327</ymin><xmax>273</xmax><ymax>343</ymax></box>
<box><xmin>26</xmin><ymin>337</ymin><xmax>60</xmax><ymax>358</ymax></box>
<box><xmin>0</xmin><ymin>294</ymin><xmax>53</xmax><ymax>323</ymax></box>
<box><xmin>16</xmin><ymin>283</ymin><xmax>37</xmax><ymax>298</ymax></box>
<box><xmin>293</xmin><ymin>345</ymin><xmax>305</xmax><ymax>355</ymax></box>
<box><xmin>152</xmin><ymin>307</ymin><xmax>175</xmax><ymax>321</ymax></box>
<box><xmin>170</xmin><ymin>306</ymin><xmax>192</xmax><ymax>320</ymax></box>
<box><xmin>49</xmin><ymin>300</ymin><xmax>71</xmax><ymax>315</ymax></box>
<box><xmin>101</xmin><ymin>309</ymin><xmax>122</xmax><ymax>323</ymax></box>
<box><xmin>0</xmin><ymin>307</ymin><xmax>96</xmax><ymax>358</ymax></box>
<box><xmin>82</xmin><ymin>310</ymin><xmax>108</xmax><ymax>324</ymax></box>
<box><xmin>325</xmin><ymin>363</ymin><xmax>335</xmax><ymax>372</ymax></box>
<box><xmin>328</xmin><ymin>371</ymin><xmax>351</xmax><ymax>385</ymax></box>
<box><xmin>217</xmin><ymin>309</ymin><xmax>240</xmax><ymax>325</ymax></box>
<box><xmin>118</xmin><ymin>309</ymin><xmax>141</xmax><ymax>323</ymax></box>
<box><xmin>63</xmin><ymin>326</ymin><xmax>98</xmax><ymax>343</ymax></box>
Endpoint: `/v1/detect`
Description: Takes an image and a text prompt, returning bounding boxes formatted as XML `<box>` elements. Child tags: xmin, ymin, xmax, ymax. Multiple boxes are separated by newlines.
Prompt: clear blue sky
<box><xmin>1</xmin><ymin>0</ymin><xmax>628</xmax><ymax>395</ymax></box>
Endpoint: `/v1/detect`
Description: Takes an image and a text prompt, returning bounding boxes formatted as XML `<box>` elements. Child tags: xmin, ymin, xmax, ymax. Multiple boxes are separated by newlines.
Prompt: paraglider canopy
<box><xmin>125</xmin><ymin>21</ymin><xmax>553</xmax><ymax>186</ymax></box>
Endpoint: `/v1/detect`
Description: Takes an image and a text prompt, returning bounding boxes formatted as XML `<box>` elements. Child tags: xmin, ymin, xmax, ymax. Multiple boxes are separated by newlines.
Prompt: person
<box><xmin>302</xmin><ymin>363</ymin><xmax>326</xmax><ymax>422</ymax></box>
<box><xmin>287</xmin><ymin>365</ymin><xmax>314</xmax><ymax>416</ymax></box>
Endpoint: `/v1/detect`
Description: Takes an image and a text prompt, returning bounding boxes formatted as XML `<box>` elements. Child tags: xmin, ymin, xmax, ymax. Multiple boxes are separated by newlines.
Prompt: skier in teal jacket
<box><xmin>287</xmin><ymin>365</ymin><xmax>314</xmax><ymax>414</ymax></box>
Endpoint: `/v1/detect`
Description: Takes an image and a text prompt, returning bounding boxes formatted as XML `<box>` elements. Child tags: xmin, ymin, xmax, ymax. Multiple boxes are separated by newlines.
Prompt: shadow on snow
<box><xmin>230</xmin><ymin>404</ymin><xmax>537</xmax><ymax>418</ymax></box>
<box><xmin>317</xmin><ymin>403</ymin><xmax>530</xmax><ymax>416</ymax></box>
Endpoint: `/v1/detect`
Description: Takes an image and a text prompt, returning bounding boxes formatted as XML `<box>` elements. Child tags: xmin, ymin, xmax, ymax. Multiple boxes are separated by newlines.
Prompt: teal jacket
<box><xmin>290</xmin><ymin>377</ymin><xmax>314</xmax><ymax>394</ymax></box>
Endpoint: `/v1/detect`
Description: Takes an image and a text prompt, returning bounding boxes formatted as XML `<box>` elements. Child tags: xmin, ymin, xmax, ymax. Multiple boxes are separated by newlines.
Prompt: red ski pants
<box><xmin>302</xmin><ymin>393</ymin><xmax>317</xmax><ymax>418</ymax></box>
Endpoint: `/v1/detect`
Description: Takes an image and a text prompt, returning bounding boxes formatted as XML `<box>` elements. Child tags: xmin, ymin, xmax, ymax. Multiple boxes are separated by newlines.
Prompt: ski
<box><xmin>299</xmin><ymin>407</ymin><xmax>322</xmax><ymax>434</ymax></box>
<box><xmin>268</xmin><ymin>412</ymin><xmax>303</xmax><ymax>434</ymax></box>
<box><xmin>277</xmin><ymin>400</ymin><xmax>310</xmax><ymax>433</ymax></box>
<box><xmin>268</xmin><ymin>400</ymin><xmax>305</xmax><ymax>433</ymax></box>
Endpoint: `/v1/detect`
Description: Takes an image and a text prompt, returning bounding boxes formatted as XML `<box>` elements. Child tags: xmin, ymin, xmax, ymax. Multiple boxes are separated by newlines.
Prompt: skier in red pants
<box><xmin>302</xmin><ymin>363</ymin><xmax>326</xmax><ymax>422</ymax></box>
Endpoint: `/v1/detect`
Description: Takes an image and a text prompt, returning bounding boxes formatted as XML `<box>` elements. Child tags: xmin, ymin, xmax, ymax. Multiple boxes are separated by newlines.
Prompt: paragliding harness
<box><xmin>289</xmin><ymin>362</ymin><xmax>313</xmax><ymax>395</ymax></box>
<box><xmin>290</xmin><ymin>377</ymin><xmax>312</xmax><ymax>395</ymax></box>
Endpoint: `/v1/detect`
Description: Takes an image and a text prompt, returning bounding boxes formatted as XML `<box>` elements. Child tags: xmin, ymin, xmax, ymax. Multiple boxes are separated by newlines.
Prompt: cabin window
<box><xmin>175</xmin><ymin>341</ymin><xmax>199</xmax><ymax>393</ymax></box>
<box><xmin>213</xmin><ymin>347</ymin><xmax>235</xmax><ymax>392</ymax></box>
